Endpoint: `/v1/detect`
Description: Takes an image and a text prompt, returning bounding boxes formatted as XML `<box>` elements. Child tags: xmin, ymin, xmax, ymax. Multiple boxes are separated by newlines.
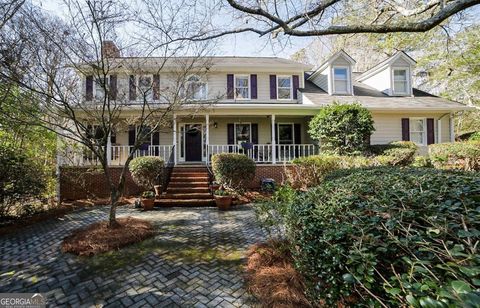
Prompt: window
<box><xmin>410</xmin><ymin>118</ymin><xmax>426</xmax><ymax>145</ymax></box>
<box><xmin>138</xmin><ymin>75</ymin><xmax>153</xmax><ymax>100</ymax></box>
<box><xmin>393</xmin><ymin>68</ymin><xmax>408</xmax><ymax>95</ymax></box>
<box><xmin>235</xmin><ymin>123</ymin><xmax>251</xmax><ymax>145</ymax></box>
<box><xmin>333</xmin><ymin>67</ymin><xmax>349</xmax><ymax>94</ymax></box>
<box><xmin>185</xmin><ymin>75</ymin><xmax>207</xmax><ymax>100</ymax></box>
<box><xmin>277</xmin><ymin>76</ymin><xmax>292</xmax><ymax>99</ymax></box>
<box><xmin>94</xmin><ymin>77</ymin><xmax>107</xmax><ymax>100</ymax></box>
<box><xmin>235</xmin><ymin>75</ymin><xmax>249</xmax><ymax>99</ymax></box>
<box><xmin>278</xmin><ymin>124</ymin><xmax>294</xmax><ymax>144</ymax></box>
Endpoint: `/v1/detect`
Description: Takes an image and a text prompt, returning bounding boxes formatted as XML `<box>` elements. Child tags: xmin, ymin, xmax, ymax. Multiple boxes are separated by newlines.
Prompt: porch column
<box><xmin>106</xmin><ymin>132</ymin><xmax>112</xmax><ymax>165</ymax></box>
<box><xmin>173</xmin><ymin>114</ymin><xmax>177</xmax><ymax>164</ymax></box>
<box><xmin>271</xmin><ymin>114</ymin><xmax>276</xmax><ymax>164</ymax></box>
<box><xmin>449</xmin><ymin>113</ymin><xmax>455</xmax><ymax>142</ymax></box>
<box><xmin>205</xmin><ymin>114</ymin><xmax>209</xmax><ymax>162</ymax></box>
<box><xmin>437</xmin><ymin>119</ymin><xmax>442</xmax><ymax>144</ymax></box>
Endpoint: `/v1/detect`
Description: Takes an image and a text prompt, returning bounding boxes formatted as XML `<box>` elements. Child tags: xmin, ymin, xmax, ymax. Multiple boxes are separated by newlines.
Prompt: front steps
<box><xmin>155</xmin><ymin>165</ymin><xmax>215</xmax><ymax>207</ymax></box>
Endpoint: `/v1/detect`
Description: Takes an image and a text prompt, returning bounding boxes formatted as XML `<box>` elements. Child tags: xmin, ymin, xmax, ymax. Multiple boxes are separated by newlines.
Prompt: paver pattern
<box><xmin>0</xmin><ymin>205</ymin><xmax>265</xmax><ymax>307</ymax></box>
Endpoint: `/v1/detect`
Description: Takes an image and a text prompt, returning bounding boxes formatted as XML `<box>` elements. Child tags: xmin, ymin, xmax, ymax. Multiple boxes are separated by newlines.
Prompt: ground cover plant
<box><xmin>283</xmin><ymin>167</ymin><xmax>480</xmax><ymax>306</ymax></box>
<box><xmin>429</xmin><ymin>141</ymin><xmax>480</xmax><ymax>171</ymax></box>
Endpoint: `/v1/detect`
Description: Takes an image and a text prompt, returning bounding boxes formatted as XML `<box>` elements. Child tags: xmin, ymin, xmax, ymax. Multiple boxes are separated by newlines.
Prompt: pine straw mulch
<box><xmin>234</xmin><ymin>190</ymin><xmax>273</xmax><ymax>205</ymax></box>
<box><xmin>245</xmin><ymin>239</ymin><xmax>313</xmax><ymax>308</ymax></box>
<box><xmin>61</xmin><ymin>217</ymin><xmax>154</xmax><ymax>256</ymax></box>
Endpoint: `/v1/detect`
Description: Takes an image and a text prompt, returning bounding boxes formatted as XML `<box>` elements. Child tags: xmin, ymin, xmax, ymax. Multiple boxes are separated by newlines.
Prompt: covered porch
<box><xmin>62</xmin><ymin>112</ymin><xmax>319</xmax><ymax>166</ymax></box>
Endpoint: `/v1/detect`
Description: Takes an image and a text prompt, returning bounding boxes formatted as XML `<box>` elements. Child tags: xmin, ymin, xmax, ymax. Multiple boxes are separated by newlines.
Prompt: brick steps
<box><xmin>157</xmin><ymin>165</ymin><xmax>215</xmax><ymax>207</ymax></box>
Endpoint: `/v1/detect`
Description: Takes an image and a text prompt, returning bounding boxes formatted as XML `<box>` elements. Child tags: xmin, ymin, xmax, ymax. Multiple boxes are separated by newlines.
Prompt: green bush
<box><xmin>412</xmin><ymin>155</ymin><xmax>432</xmax><ymax>168</ymax></box>
<box><xmin>129</xmin><ymin>156</ymin><xmax>164</xmax><ymax>190</ymax></box>
<box><xmin>308</xmin><ymin>103</ymin><xmax>375</xmax><ymax>155</ymax></box>
<box><xmin>429</xmin><ymin>141</ymin><xmax>480</xmax><ymax>171</ymax></box>
<box><xmin>211</xmin><ymin>153</ymin><xmax>256</xmax><ymax>190</ymax></box>
<box><xmin>286</xmin><ymin>167</ymin><xmax>480</xmax><ymax>306</ymax></box>
<box><xmin>369</xmin><ymin>141</ymin><xmax>418</xmax><ymax>166</ymax></box>
<box><xmin>288</xmin><ymin>155</ymin><xmax>341</xmax><ymax>189</ymax></box>
<box><xmin>469</xmin><ymin>132</ymin><xmax>480</xmax><ymax>141</ymax></box>
<box><xmin>0</xmin><ymin>144</ymin><xmax>46</xmax><ymax>217</ymax></box>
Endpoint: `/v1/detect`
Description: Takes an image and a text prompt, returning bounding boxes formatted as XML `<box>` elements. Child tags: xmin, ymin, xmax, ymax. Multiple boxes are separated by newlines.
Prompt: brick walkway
<box><xmin>0</xmin><ymin>205</ymin><xmax>265</xmax><ymax>307</ymax></box>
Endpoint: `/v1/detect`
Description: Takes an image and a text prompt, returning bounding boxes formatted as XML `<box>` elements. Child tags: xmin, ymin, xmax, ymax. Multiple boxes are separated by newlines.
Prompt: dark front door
<box><xmin>185</xmin><ymin>124</ymin><xmax>202</xmax><ymax>161</ymax></box>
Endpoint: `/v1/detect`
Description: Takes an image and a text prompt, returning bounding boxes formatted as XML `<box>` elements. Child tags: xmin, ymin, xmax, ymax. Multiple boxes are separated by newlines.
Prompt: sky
<box><xmin>31</xmin><ymin>0</ymin><xmax>314</xmax><ymax>58</ymax></box>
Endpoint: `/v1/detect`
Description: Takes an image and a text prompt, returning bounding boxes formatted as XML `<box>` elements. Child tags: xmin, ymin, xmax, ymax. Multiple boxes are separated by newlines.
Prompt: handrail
<box><xmin>161</xmin><ymin>145</ymin><xmax>176</xmax><ymax>194</ymax></box>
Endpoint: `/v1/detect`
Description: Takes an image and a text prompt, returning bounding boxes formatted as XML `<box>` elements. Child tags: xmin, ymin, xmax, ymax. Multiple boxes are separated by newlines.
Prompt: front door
<box><xmin>185</xmin><ymin>124</ymin><xmax>202</xmax><ymax>161</ymax></box>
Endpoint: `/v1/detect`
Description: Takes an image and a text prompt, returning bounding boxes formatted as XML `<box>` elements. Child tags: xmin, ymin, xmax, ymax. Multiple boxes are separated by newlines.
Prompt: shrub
<box><xmin>412</xmin><ymin>155</ymin><xmax>432</xmax><ymax>168</ymax></box>
<box><xmin>211</xmin><ymin>153</ymin><xmax>256</xmax><ymax>190</ymax></box>
<box><xmin>285</xmin><ymin>167</ymin><xmax>480</xmax><ymax>306</ymax></box>
<box><xmin>308</xmin><ymin>103</ymin><xmax>375</xmax><ymax>155</ymax></box>
<box><xmin>368</xmin><ymin>141</ymin><xmax>418</xmax><ymax>166</ymax></box>
<box><xmin>287</xmin><ymin>155</ymin><xmax>341</xmax><ymax>189</ymax></box>
<box><xmin>469</xmin><ymin>132</ymin><xmax>480</xmax><ymax>141</ymax></box>
<box><xmin>429</xmin><ymin>141</ymin><xmax>480</xmax><ymax>171</ymax></box>
<box><xmin>129</xmin><ymin>157</ymin><xmax>164</xmax><ymax>190</ymax></box>
<box><xmin>0</xmin><ymin>145</ymin><xmax>46</xmax><ymax>217</ymax></box>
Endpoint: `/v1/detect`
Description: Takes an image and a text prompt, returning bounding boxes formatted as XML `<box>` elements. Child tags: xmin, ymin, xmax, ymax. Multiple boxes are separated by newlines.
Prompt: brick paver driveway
<box><xmin>0</xmin><ymin>205</ymin><xmax>265</xmax><ymax>307</ymax></box>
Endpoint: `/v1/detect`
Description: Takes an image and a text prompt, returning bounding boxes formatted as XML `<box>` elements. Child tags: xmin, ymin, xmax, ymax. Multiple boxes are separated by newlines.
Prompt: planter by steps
<box><xmin>141</xmin><ymin>191</ymin><xmax>155</xmax><ymax>210</ymax></box>
<box><xmin>214</xmin><ymin>195</ymin><xmax>232</xmax><ymax>210</ymax></box>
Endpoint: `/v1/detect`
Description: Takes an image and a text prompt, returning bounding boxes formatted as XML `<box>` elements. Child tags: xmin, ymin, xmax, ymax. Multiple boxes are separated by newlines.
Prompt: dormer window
<box><xmin>393</xmin><ymin>68</ymin><xmax>409</xmax><ymax>95</ymax></box>
<box><xmin>333</xmin><ymin>67</ymin><xmax>350</xmax><ymax>94</ymax></box>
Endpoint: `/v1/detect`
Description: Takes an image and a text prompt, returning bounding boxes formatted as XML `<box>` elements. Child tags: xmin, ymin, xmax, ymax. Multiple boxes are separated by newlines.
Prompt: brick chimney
<box><xmin>101</xmin><ymin>41</ymin><xmax>120</xmax><ymax>58</ymax></box>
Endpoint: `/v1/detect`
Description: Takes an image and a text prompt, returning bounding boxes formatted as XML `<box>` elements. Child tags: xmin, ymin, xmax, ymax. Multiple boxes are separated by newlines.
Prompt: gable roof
<box><xmin>356</xmin><ymin>51</ymin><xmax>416</xmax><ymax>82</ymax></box>
<box><xmin>307</xmin><ymin>50</ymin><xmax>356</xmax><ymax>80</ymax></box>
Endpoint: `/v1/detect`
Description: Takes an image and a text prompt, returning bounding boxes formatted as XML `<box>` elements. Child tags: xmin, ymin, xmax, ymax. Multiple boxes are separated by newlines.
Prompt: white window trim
<box><xmin>234</xmin><ymin>122</ymin><xmax>252</xmax><ymax>144</ymax></box>
<box><xmin>185</xmin><ymin>74</ymin><xmax>208</xmax><ymax>100</ymax></box>
<box><xmin>276</xmin><ymin>75</ymin><xmax>293</xmax><ymax>100</ymax></box>
<box><xmin>137</xmin><ymin>74</ymin><xmax>154</xmax><ymax>101</ymax></box>
<box><xmin>409</xmin><ymin>117</ymin><xmax>427</xmax><ymax>146</ymax></box>
<box><xmin>234</xmin><ymin>74</ymin><xmax>250</xmax><ymax>100</ymax></box>
<box><xmin>277</xmin><ymin>123</ymin><xmax>295</xmax><ymax>144</ymax></box>
<box><xmin>332</xmin><ymin>66</ymin><xmax>351</xmax><ymax>95</ymax></box>
<box><xmin>391</xmin><ymin>67</ymin><xmax>411</xmax><ymax>96</ymax></box>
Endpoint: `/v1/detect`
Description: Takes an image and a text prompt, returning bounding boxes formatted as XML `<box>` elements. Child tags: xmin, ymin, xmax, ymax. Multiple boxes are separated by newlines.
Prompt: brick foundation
<box><xmin>60</xmin><ymin>165</ymin><xmax>290</xmax><ymax>200</ymax></box>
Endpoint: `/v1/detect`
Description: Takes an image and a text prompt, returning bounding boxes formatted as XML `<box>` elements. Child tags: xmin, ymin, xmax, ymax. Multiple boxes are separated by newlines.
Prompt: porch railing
<box><xmin>207</xmin><ymin>144</ymin><xmax>317</xmax><ymax>163</ymax></box>
<box><xmin>110</xmin><ymin>145</ymin><xmax>173</xmax><ymax>166</ymax></box>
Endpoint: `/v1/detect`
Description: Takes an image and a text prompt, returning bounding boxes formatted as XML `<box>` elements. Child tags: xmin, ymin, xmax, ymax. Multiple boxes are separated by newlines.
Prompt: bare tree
<box><xmin>158</xmin><ymin>0</ymin><xmax>479</xmax><ymax>41</ymax></box>
<box><xmin>0</xmin><ymin>0</ymin><xmax>216</xmax><ymax>227</ymax></box>
<box><xmin>0</xmin><ymin>0</ymin><xmax>25</xmax><ymax>30</ymax></box>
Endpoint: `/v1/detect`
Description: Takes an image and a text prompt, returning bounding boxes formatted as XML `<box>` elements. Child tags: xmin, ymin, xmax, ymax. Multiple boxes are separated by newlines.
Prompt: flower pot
<box><xmin>142</xmin><ymin>198</ymin><xmax>155</xmax><ymax>210</ymax></box>
<box><xmin>154</xmin><ymin>185</ymin><xmax>162</xmax><ymax>197</ymax></box>
<box><xmin>215</xmin><ymin>195</ymin><xmax>232</xmax><ymax>210</ymax></box>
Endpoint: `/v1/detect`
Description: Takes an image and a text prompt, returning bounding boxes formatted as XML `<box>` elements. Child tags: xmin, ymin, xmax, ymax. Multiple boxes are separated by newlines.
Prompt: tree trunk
<box><xmin>108</xmin><ymin>187</ymin><xmax>119</xmax><ymax>228</ymax></box>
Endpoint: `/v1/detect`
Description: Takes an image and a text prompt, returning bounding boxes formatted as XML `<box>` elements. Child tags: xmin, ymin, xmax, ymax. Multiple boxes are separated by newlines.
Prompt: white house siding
<box><xmin>391</xmin><ymin>57</ymin><xmax>412</xmax><ymax>67</ymax></box>
<box><xmin>310</xmin><ymin>69</ymin><xmax>328</xmax><ymax>92</ymax></box>
<box><xmin>371</xmin><ymin>112</ymin><xmax>451</xmax><ymax>145</ymax></box>
<box><xmin>361</xmin><ymin>67</ymin><xmax>390</xmax><ymax>94</ymax></box>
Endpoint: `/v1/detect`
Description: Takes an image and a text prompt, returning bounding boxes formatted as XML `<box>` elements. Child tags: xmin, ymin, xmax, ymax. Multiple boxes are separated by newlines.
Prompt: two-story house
<box><xmin>60</xmin><ymin>42</ymin><xmax>471</xmax><ymax>200</ymax></box>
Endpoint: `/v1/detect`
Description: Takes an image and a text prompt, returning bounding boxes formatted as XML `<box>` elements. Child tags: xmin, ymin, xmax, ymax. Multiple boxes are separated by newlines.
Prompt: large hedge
<box><xmin>308</xmin><ymin>103</ymin><xmax>375</xmax><ymax>154</ymax></box>
<box><xmin>429</xmin><ymin>141</ymin><xmax>480</xmax><ymax>171</ymax></box>
<box><xmin>129</xmin><ymin>156</ymin><xmax>164</xmax><ymax>190</ymax></box>
<box><xmin>0</xmin><ymin>144</ymin><xmax>46</xmax><ymax>217</ymax></box>
<box><xmin>211</xmin><ymin>153</ymin><xmax>256</xmax><ymax>190</ymax></box>
<box><xmin>285</xmin><ymin>167</ymin><xmax>480</xmax><ymax>306</ymax></box>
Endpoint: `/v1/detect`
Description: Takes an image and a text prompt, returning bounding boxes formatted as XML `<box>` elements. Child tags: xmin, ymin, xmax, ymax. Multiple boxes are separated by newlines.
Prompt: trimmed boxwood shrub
<box><xmin>308</xmin><ymin>103</ymin><xmax>375</xmax><ymax>155</ymax></box>
<box><xmin>129</xmin><ymin>156</ymin><xmax>164</xmax><ymax>190</ymax></box>
<box><xmin>429</xmin><ymin>141</ymin><xmax>480</xmax><ymax>171</ymax></box>
<box><xmin>286</xmin><ymin>167</ymin><xmax>480</xmax><ymax>306</ymax></box>
<box><xmin>368</xmin><ymin>141</ymin><xmax>418</xmax><ymax>166</ymax></box>
<box><xmin>211</xmin><ymin>153</ymin><xmax>255</xmax><ymax>190</ymax></box>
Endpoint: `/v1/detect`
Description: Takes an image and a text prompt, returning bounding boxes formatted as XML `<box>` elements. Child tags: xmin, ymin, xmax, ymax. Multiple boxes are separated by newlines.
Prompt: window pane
<box><xmin>187</xmin><ymin>82</ymin><xmax>206</xmax><ymax>100</ymax></box>
<box><xmin>394</xmin><ymin>70</ymin><xmax>407</xmax><ymax>81</ymax></box>
<box><xmin>278</xmin><ymin>124</ymin><xmax>293</xmax><ymax>144</ymax></box>
<box><xmin>278</xmin><ymin>88</ymin><xmax>291</xmax><ymax>99</ymax></box>
<box><xmin>235</xmin><ymin>124</ymin><xmax>250</xmax><ymax>144</ymax></box>
<box><xmin>394</xmin><ymin>81</ymin><xmax>407</xmax><ymax>93</ymax></box>
<box><xmin>334</xmin><ymin>68</ymin><xmax>348</xmax><ymax>80</ymax></box>
<box><xmin>334</xmin><ymin>80</ymin><xmax>348</xmax><ymax>93</ymax></box>
<box><xmin>410</xmin><ymin>132</ymin><xmax>423</xmax><ymax>144</ymax></box>
<box><xmin>236</xmin><ymin>88</ymin><xmax>249</xmax><ymax>99</ymax></box>
<box><xmin>95</xmin><ymin>78</ymin><xmax>105</xmax><ymax>99</ymax></box>
<box><xmin>411</xmin><ymin>119</ymin><xmax>424</xmax><ymax>132</ymax></box>
<box><xmin>235</xmin><ymin>77</ymin><xmax>248</xmax><ymax>87</ymax></box>
<box><xmin>278</xmin><ymin>77</ymin><xmax>291</xmax><ymax>88</ymax></box>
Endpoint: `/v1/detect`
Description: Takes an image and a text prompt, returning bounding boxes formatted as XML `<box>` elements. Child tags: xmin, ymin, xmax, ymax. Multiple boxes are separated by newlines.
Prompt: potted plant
<box><xmin>210</xmin><ymin>181</ymin><xmax>220</xmax><ymax>193</ymax></box>
<box><xmin>141</xmin><ymin>191</ymin><xmax>155</xmax><ymax>210</ymax></box>
<box><xmin>214</xmin><ymin>189</ymin><xmax>232</xmax><ymax>210</ymax></box>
